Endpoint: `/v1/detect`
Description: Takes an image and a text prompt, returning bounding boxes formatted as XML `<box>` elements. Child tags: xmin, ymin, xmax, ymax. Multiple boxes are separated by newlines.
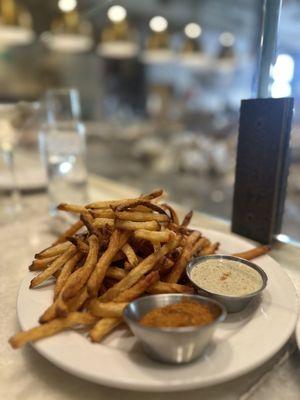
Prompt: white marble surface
<box><xmin>1</xmin><ymin>175</ymin><xmax>300</xmax><ymax>400</ymax></box>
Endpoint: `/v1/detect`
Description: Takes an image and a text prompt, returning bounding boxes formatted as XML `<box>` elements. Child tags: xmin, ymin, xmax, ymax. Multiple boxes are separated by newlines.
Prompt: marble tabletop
<box><xmin>1</xmin><ymin>175</ymin><xmax>300</xmax><ymax>400</ymax></box>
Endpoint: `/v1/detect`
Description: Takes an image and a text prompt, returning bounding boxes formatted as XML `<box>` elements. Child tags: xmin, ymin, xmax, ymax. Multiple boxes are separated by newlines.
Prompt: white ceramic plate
<box><xmin>17</xmin><ymin>228</ymin><xmax>298</xmax><ymax>392</ymax></box>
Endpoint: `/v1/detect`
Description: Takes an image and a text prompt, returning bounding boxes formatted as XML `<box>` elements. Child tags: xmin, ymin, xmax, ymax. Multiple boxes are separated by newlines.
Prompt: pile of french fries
<box><xmin>9</xmin><ymin>189</ymin><xmax>270</xmax><ymax>349</ymax></box>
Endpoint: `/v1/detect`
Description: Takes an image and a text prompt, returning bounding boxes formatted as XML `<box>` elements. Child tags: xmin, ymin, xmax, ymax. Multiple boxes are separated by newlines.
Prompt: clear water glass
<box><xmin>40</xmin><ymin>89</ymin><xmax>87</xmax><ymax>214</ymax></box>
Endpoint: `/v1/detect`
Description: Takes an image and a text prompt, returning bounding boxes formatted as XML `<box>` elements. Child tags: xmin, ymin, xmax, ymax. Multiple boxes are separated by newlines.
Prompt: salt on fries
<box><xmin>9</xmin><ymin>189</ymin><xmax>270</xmax><ymax>349</ymax></box>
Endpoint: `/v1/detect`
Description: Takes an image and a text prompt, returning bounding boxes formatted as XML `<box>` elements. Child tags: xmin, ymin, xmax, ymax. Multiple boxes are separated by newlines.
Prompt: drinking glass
<box><xmin>40</xmin><ymin>88</ymin><xmax>87</xmax><ymax>215</ymax></box>
<box><xmin>0</xmin><ymin>104</ymin><xmax>21</xmax><ymax>221</ymax></box>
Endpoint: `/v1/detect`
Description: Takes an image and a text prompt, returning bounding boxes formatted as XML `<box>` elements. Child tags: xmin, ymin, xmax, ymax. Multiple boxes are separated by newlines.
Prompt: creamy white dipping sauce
<box><xmin>191</xmin><ymin>259</ymin><xmax>263</xmax><ymax>297</ymax></box>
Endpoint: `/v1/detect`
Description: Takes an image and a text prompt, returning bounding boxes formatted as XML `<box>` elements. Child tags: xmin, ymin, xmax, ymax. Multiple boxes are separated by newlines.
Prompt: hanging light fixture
<box><xmin>142</xmin><ymin>15</ymin><xmax>174</xmax><ymax>64</ymax></box>
<box><xmin>97</xmin><ymin>5</ymin><xmax>138</xmax><ymax>59</ymax></box>
<box><xmin>216</xmin><ymin>31</ymin><xmax>236</xmax><ymax>71</ymax></box>
<box><xmin>0</xmin><ymin>0</ymin><xmax>35</xmax><ymax>47</ymax></box>
<box><xmin>180</xmin><ymin>22</ymin><xmax>209</xmax><ymax>68</ymax></box>
<box><xmin>41</xmin><ymin>0</ymin><xmax>92</xmax><ymax>54</ymax></box>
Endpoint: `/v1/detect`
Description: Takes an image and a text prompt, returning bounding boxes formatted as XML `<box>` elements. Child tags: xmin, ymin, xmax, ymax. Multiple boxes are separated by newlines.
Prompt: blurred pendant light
<box><xmin>142</xmin><ymin>16</ymin><xmax>174</xmax><ymax>64</ymax></box>
<box><xmin>180</xmin><ymin>22</ymin><xmax>209</xmax><ymax>68</ymax></box>
<box><xmin>41</xmin><ymin>0</ymin><xmax>92</xmax><ymax>54</ymax></box>
<box><xmin>97</xmin><ymin>5</ymin><xmax>138</xmax><ymax>59</ymax></box>
<box><xmin>216</xmin><ymin>31</ymin><xmax>236</xmax><ymax>72</ymax></box>
<box><xmin>0</xmin><ymin>0</ymin><xmax>34</xmax><ymax>47</ymax></box>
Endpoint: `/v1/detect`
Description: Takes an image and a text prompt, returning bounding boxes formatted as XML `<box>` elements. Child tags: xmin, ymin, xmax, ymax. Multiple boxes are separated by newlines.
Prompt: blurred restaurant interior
<box><xmin>1</xmin><ymin>0</ymin><xmax>300</xmax><ymax>241</ymax></box>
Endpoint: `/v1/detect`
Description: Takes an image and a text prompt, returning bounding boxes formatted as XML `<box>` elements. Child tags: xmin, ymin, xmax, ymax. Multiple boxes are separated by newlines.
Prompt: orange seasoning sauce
<box><xmin>139</xmin><ymin>300</ymin><xmax>220</xmax><ymax>328</ymax></box>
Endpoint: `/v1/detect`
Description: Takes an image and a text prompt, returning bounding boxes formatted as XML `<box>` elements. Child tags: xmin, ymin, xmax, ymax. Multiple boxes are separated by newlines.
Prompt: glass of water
<box><xmin>40</xmin><ymin>88</ymin><xmax>87</xmax><ymax>214</ymax></box>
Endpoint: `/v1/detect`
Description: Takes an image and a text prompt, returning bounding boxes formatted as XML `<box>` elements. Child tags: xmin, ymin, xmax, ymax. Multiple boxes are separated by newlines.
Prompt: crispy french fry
<box><xmin>115</xmin><ymin>220</ymin><xmax>159</xmax><ymax>231</ymax></box>
<box><xmin>161</xmin><ymin>203</ymin><xmax>179</xmax><ymax>225</ymax></box>
<box><xmin>134</xmin><ymin>229</ymin><xmax>173</xmax><ymax>243</ymax></box>
<box><xmin>29</xmin><ymin>255</ymin><xmax>58</xmax><ymax>271</ymax></box>
<box><xmin>62</xmin><ymin>235</ymin><xmax>99</xmax><ymax>300</ymax></box>
<box><xmin>166</xmin><ymin>231</ymin><xmax>201</xmax><ymax>283</ymax></box>
<box><xmin>106</xmin><ymin>266</ymin><xmax>127</xmax><ymax>280</ymax></box>
<box><xmin>90</xmin><ymin>209</ymin><xmax>115</xmax><ymax>218</ymax></box>
<box><xmin>87</xmin><ymin>230</ymin><xmax>130</xmax><ymax>297</ymax></box>
<box><xmin>115</xmin><ymin>271</ymin><xmax>160</xmax><ymax>302</ymax></box>
<box><xmin>54</xmin><ymin>252</ymin><xmax>83</xmax><ymax>299</ymax></box>
<box><xmin>122</xmin><ymin>243</ymin><xmax>139</xmax><ymax>267</ymax></box>
<box><xmin>232</xmin><ymin>245</ymin><xmax>270</xmax><ymax>260</ymax></box>
<box><xmin>148</xmin><ymin>281</ymin><xmax>195</xmax><ymax>295</ymax></box>
<box><xmin>30</xmin><ymin>246</ymin><xmax>77</xmax><ymax>288</ymax></box>
<box><xmin>86</xmin><ymin>189</ymin><xmax>163</xmax><ymax>209</ymax></box>
<box><xmin>200</xmin><ymin>242</ymin><xmax>220</xmax><ymax>256</ymax></box>
<box><xmin>89</xmin><ymin>301</ymin><xmax>128</xmax><ymax>318</ymax></box>
<box><xmin>80</xmin><ymin>212</ymin><xmax>100</xmax><ymax>238</ymax></box>
<box><xmin>181</xmin><ymin>211</ymin><xmax>193</xmax><ymax>227</ymax></box>
<box><xmin>36</xmin><ymin>241</ymin><xmax>73</xmax><ymax>259</ymax></box>
<box><xmin>9</xmin><ymin>312</ymin><xmax>97</xmax><ymax>349</ymax></box>
<box><xmin>93</xmin><ymin>218</ymin><xmax>115</xmax><ymax>229</ymax></box>
<box><xmin>57</xmin><ymin>203</ymin><xmax>87</xmax><ymax>214</ymax></box>
<box><xmin>116</xmin><ymin>200</ymin><xmax>168</xmax><ymax>215</ymax></box>
<box><xmin>89</xmin><ymin>317</ymin><xmax>121</xmax><ymax>342</ymax></box>
<box><xmin>67</xmin><ymin>236</ymin><xmax>89</xmax><ymax>254</ymax></box>
<box><xmin>53</xmin><ymin>220</ymin><xmax>84</xmax><ymax>245</ymax></box>
<box><xmin>99</xmin><ymin>236</ymin><xmax>178</xmax><ymax>302</ymax></box>
<box><xmin>115</xmin><ymin>211</ymin><xmax>169</xmax><ymax>223</ymax></box>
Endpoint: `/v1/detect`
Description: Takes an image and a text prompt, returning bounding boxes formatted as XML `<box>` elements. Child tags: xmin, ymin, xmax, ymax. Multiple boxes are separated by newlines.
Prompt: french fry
<box><xmin>36</xmin><ymin>241</ymin><xmax>73</xmax><ymax>259</ymax></box>
<box><xmin>122</xmin><ymin>243</ymin><xmax>139</xmax><ymax>267</ymax></box>
<box><xmin>181</xmin><ymin>211</ymin><xmax>193</xmax><ymax>227</ymax></box>
<box><xmin>86</xmin><ymin>189</ymin><xmax>163</xmax><ymax>209</ymax></box>
<box><xmin>54</xmin><ymin>252</ymin><xmax>83</xmax><ymax>299</ymax></box>
<box><xmin>87</xmin><ymin>230</ymin><xmax>130</xmax><ymax>297</ymax></box>
<box><xmin>134</xmin><ymin>229</ymin><xmax>173</xmax><ymax>243</ymax></box>
<box><xmin>232</xmin><ymin>245</ymin><xmax>270</xmax><ymax>260</ymax></box>
<box><xmin>89</xmin><ymin>317</ymin><xmax>121</xmax><ymax>342</ymax></box>
<box><xmin>106</xmin><ymin>266</ymin><xmax>127</xmax><ymax>281</ymax></box>
<box><xmin>90</xmin><ymin>209</ymin><xmax>115</xmax><ymax>218</ymax></box>
<box><xmin>165</xmin><ymin>231</ymin><xmax>201</xmax><ymax>283</ymax></box>
<box><xmin>115</xmin><ymin>211</ymin><xmax>169</xmax><ymax>223</ymax></box>
<box><xmin>89</xmin><ymin>301</ymin><xmax>128</xmax><ymax>318</ymax></box>
<box><xmin>29</xmin><ymin>255</ymin><xmax>58</xmax><ymax>271</ymax></box>
<box><xmin>99</xmin><ymin>236</ymin><xmax>179</xmax><ymax>302</ymax></box>
<box><xmin>30</xmin><ymin>246</ymin><xmax>77</xmax><ymax>288</ymax></box>
<box><xmin>9</xmin><ymin>312</ymin><xmax>97</xmax><ymax>349</ymax></box>
<box><xmin>67</xmin><ymin>236</ymin><xmax>89</xmax><ymax>254</ymax></box>
<box><xmin>161</xmin><ymin>203</ymin><xmax>179</xmax><ymax>225</ymax></box>
<box><xmin>53</xmin><ymin>220</ymin><xmax>84</xmax><ymax>245</ymax></box>
<box><xmin>93</xmin><ymin>218</ymin><xmax>115</xmax><ymax>229</ymax></box>
<box><xmin>147</xmin><ymin>281</ymin><xmax>195</xmax><ymax>295</ymax></box>
<box><xmin>114</xmin><ymin>271</ymin><xmax>159</xmax><ymax>302</ymax></box>
<box><xmin>62</xmin><ymin>235</ymin><xmax>99</xmax><ymax>300</ymax></box>
<box><xmin>115</xmin><ymin>220</ymin><xmax>159</xmax><ymax>231</ymax></box>
<box><xmin>80</xmin><ymin>212</ymin><xmax>100</xmax><ymax>238</ymax></box>
<box><xmin>200</xmin><ymin>242</ymin><xmax>220</xmax><ymax>256</ymax></box>
<box><xmin>57</xmin><ymin>203</ymin><xmax>87</xmax><ymax>214</ymax></box>
<box><xmin>116</xmin><ymin>200</ymin><xmax>168</xmax><ymax>215</ymax></box>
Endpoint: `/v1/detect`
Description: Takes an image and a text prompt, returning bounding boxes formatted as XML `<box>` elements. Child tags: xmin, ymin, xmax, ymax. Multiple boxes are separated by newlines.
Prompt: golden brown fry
<box><xmin>53</xmin><ymin>220</ymin><xmax>84</xmax><ymax>245</ymax></box>
<box><xmin>62</xmin><ymin>235</ymin><xmax>99</xmax><ymax>300</ymax></box>
<box><xmin>57</xmin><ymin>203</ymin><xmax>87</xmax><ymax>214</ymax></box>
<box><xmin>134</xmin><ymin>229</ymin><xmax>173</xmax><ymax>243</ymax></box>
<box><xmin>30</xmin><ymin>246</ymin><xmax>77</xmax><ymax>288</ymax></box>
<box><xmin>106</xmin><ymin>266</ymin><xmax>127</xmax><ymax>281</ymax></box>
<box><xmin>161</xmin><ymin>203</ymin><xmax>179</xmax><ymax>225</ymax></box>
<box><xmin>54</xmin><ymin>252</ymin><xmax>83</xmax><ymax>299</ymax></box>
<box><xmin>89</xmin><ymin>301</ymin><xmax>128</xmax><ymax>318</ymax></box>
<box><xmin>90</xmin><ymin>209</ymin><xmax>115</xmax><ymax>218</ymax></box>
<box><xmin>115</xmin><ymin>271</ymin><xmax>159</xmax><ymax>302</ymax></box>
<box><xmin>29</xmin><ymin>255</ymin><xmax>58</xmax><ymax>271</ymax></box>
<box><xmin>147</xmin><ymin>281</ymin><xmax>195</xmax><ymax>295</ymax></box>
<box><xmin>89</xmin><ymin>317</ymin><xmax>121</xmax><ymax>342</ymax></box>
<box><xmin>36</xmin><ymin>241</ymin><xmax>72</xmax><ymax>259</ymax></box>
<box><xmin>116</xmin><ymin>200</ymin><xmax>168</xmax><ymax>215</ymax></box>
<box><xmin>181</xmin><ymin>210</ymin><xmax>193</xmax><ymax>227</ymax></box>
<box><xmin>166</xmin><ymin>231</ymin><xmax>201</xmax><ymax>283</ymax></box>
<box><xmin>115</xmin><ymin>220</ymin><xmax>159</xmax><ymax>231</ymax></box>
<box><xmin>87</xmin><ymin>230</ymin><xmax>130</xmax><ymax>297</ymax></box>
<box><xmin>232</xmin><ymin>245</ymin><xmax>270</xmax><ymax>260</ymax></box>
<box><xmin>122</xmin><ymin>243</ymin><xmax>139</xmax><ymax>267</ymax></box>
<box><xmin>115</xmin><ymin>210</ymin><xmax>169</xmax><ymax>223</ymax></box>
<box><xmin>93</xmin><ymin>218</ymin><xmax>115</xmax><ymax>229</ymax></box>
<box><xmin>86</xmin><ymin>189</ymin><xmax>163</xmax><ymax>209</ymax></box>
<box><xmin>67</xmin><ymin>236</ymin><xmax>89</xmax><ymax>254</ymax></box>
<box><xmin>99</xmin><ymin>236</ymin><xmax>179</xmax><ymax>302</ymax></box>
<box><xmin>80</xmin><ymin>212</ymin><xmax>100</xmax><ymax>238</ymax></box>
<box><xmin>9</xmin><ymin>312</ymin><xmax>97</xmax><ymax>349</ymax></box>
<box><xmin>200</xmin><ymin>242</ymin><xmax>220</xmax><ymax>256</ymax></box>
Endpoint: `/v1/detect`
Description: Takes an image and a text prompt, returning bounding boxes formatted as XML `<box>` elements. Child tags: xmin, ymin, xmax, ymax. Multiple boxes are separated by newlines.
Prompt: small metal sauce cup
<box><xmin>123</xmin><ymin>293</ymin><xmax>226</xmax><ymax>364</ymax></box>
<box><xmin>186</xmin><ymin>255</ymin><xmax>268</xmax><ymax>313</ymax></box>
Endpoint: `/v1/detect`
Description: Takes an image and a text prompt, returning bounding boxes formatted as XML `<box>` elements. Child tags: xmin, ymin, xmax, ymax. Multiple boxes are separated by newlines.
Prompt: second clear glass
<box><xmin>40</xmin><ymin>88</ymin><xmax>88</xmax><ymax>214</ymax></box>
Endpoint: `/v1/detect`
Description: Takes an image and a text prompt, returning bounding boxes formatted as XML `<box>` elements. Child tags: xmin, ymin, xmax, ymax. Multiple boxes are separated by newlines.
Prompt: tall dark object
<box><xmin>232</xmin><ymin>97</ymin><xmax>293</xmax><ymax>244</ymax></box>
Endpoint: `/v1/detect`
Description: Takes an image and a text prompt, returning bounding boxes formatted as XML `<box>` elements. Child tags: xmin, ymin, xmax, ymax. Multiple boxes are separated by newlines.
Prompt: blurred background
<box><xmin>1</xmin><ymin>0</ymin><xmax>300</xmax><ymax>241</ymax></box>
